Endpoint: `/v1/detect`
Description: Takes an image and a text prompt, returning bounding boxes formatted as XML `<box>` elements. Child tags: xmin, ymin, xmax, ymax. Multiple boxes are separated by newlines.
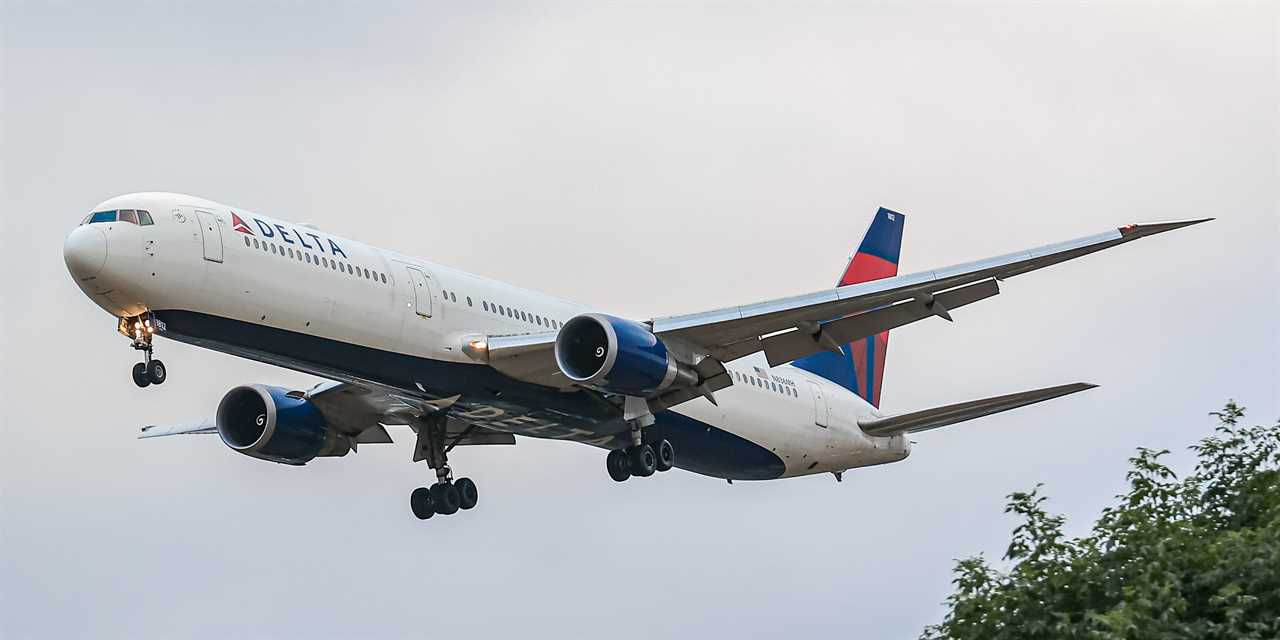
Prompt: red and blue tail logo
<box><xmin>793</xmin><ymin>207</ymin><xmax>903</xmax><ymax>407</ymax></box>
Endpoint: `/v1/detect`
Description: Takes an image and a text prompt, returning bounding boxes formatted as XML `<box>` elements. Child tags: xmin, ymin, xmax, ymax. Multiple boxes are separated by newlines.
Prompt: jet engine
<box><xmin>216</xmin><ymin>384</ymin><xmax>351</xmax><ymax>465</ymax></box>
<box><xmin>554</xmin><ymin>313</ymin><xmax>698</xmax><ymax>396</ymax></box>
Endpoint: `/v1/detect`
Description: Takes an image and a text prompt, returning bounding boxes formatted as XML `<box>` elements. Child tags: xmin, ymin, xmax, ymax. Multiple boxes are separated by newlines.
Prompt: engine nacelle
<box><xmin>554</xmin><ymin>313</ymin><xmax>696</xmax><ymax>396</ymax></box>
<box><xmin>216</xmin><ymin>384</ymin><xmax>351</xmax><ymax>465</ymax></box>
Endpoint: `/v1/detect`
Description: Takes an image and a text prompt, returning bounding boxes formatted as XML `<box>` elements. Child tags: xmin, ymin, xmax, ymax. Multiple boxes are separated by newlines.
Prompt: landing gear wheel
<box><xmin>628</xmin><ymin>444</ymin><xmax>657</xmax><ymax>477</ymax></box>
<box><xmin>654</xmin><ymin>439</ymin><xmax>675</xmax><ymax>472</ymax></box>
<box><xmin>146</xmin><ymin>359</ymin><xmax>167</xmax><ymax>385</ymax></box>
<box><xmin>132</xmin><ymin>362</ymin><xmax>151</xmax><ymax>388</ymax></box>
<box><xmin>431</xmin><ymin>482</ymin><xmax>461</xmax><ymax>515</ymax></box>
<box><xmin>606</xmin><ymin>449</ymin><xmax>632</xmax><ymax>482</ymax></box>
<box><xmin>410</xmin><ymin>487</ymin><xmax>435</xmax><ymax>520</ymax></box>
<box><xmin>455</xmin><ymin>477</ymin><xmax>479</xmax><ymax>510</ymax></box>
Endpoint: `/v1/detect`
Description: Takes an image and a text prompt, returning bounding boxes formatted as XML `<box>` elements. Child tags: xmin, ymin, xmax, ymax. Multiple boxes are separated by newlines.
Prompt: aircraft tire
<box><xmin>410</xmin><ymin>487</ymin><xmax>435</xmax><ymax>520</ymax></box>
<box><xmin>132</xmin><ymin>362</ymin><xmax>150</xmax><ymax>388</ymax></box>
<box><xmin>456</xmin><ymin>477</ymin><xmax>478</xmax><ymax>510</ymax></box>
<box><xmin>431</xmin><ymin>482</ymin><xmax>461</xmax><ymax>515</ymax></box>
<box><xmin>628</xmin><ymin>444</ymin><xmax>657</xmax><ymax>478</ymax></box>
<box><xmin>146</xmin><ymin>359</ymin><xmax>167</xmax><ymax>385</ymax></box>
<box><xmin>654</xmin><ymin>439</ymin><xmax>675</xmax><ymax>472</ymax></box>
<box><xmin>606</xmin><ymin>449</ymin><xmax>631</xmax><ymax>482</ymax></box>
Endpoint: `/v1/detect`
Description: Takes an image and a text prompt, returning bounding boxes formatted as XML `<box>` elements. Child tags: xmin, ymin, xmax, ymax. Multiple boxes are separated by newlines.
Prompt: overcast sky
<box><xmin>2</xmin><ymin>2</ymin><xmax>1276</xmax><ymax>638</ymax></box>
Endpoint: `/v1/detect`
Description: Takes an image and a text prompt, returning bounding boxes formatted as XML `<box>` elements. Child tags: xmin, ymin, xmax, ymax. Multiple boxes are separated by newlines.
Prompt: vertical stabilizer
<box><xmin>792</xmin><ymin>207</ymin><xmax>904</xmax><ymax>407</ymax></box>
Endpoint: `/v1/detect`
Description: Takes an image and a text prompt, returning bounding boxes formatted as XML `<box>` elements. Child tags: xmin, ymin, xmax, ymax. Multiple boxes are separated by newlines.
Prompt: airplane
<box><xmin>63</xmin><ymin>193</ymin><xmax>1207</xmax><ymax>520</ymax></box>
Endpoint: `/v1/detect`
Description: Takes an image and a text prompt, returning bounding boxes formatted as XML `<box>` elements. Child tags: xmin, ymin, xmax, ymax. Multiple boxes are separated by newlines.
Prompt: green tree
<box><xmin>923</xmin><ymin>402</ymin><xmax>1280</xmax><ymax>639</ymax></box>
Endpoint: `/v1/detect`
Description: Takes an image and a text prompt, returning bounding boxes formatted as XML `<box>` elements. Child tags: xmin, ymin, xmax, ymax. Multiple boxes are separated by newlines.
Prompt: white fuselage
<box><xmin>65</xmin><ymin>192</ymin><xmax>909</xmax><ymax>480</ymax></box>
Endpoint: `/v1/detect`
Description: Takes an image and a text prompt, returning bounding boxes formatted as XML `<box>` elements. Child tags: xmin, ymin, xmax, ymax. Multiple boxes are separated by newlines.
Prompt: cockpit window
<box><xmin>81</xmin><ymin>209</ymin><xmax>154</xmax><ymax>225</ymax></box>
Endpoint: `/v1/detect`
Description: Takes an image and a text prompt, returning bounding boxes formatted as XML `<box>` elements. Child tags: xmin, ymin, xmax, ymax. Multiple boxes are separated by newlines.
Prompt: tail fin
<box><xmin>793</xmin><ymin>207</ymin><xmax>904</xmax><ymax>407</ymax></box>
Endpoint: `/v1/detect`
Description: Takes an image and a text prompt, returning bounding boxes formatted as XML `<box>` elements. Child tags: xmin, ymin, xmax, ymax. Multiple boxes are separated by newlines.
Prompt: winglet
<box><xmin>1118</xmin><ymin>218</ymin><xmax>1213</xmax><ymax>238</ymax></box>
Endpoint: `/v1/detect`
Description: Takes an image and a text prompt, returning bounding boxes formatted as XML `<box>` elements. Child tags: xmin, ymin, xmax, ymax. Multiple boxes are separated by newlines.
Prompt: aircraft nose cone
<box><xmin>64</xmin><ymin>225</ymin><xmax>108</xmax><ymax>280</ymax></box>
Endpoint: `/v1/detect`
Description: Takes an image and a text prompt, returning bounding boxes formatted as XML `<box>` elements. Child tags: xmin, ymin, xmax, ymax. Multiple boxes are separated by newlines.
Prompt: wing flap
<box><xmin>761</xmin><ymin>278</ymin><xmax>1000</xmax><ymax>367</ymax></box>
<box><xmin>858</xmin><ymin>382</ymin><xmax>1097</xmax><ymax>437</ymax></box>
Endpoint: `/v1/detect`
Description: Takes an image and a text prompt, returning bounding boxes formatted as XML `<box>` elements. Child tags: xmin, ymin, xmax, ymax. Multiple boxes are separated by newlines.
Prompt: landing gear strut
<box><xmin>409</xmin><ymin>412</ymin><xmax>479</xmax><ymax>521</ymax></box>
<box><xmin>123</xmin><ymin>314</ymin><xmax>165</xmax><ymax>388</ymax></box>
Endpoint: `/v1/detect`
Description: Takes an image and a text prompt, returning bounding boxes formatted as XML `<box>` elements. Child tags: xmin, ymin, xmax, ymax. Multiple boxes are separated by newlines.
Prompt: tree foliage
<box><xmin>923</xmin><ymin>402</ymin><xmax>1280</xmax><ymax>639</ymax></box>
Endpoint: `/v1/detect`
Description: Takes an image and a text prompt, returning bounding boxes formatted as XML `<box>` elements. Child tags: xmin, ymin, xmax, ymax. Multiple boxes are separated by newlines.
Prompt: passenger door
<box><xmin>807</xmin><ymin>380</ymin><xmax>830</xmax><ymax>428</ymax></box>
<box><xmin>406</xmin><ymin>267</ymin><xmax>434</xmax><ymax>318</ymax></box>
<box><xmin>193</xmin><ymin>209</ymin><xmax>223</xmax><ymax>263</ymax></box>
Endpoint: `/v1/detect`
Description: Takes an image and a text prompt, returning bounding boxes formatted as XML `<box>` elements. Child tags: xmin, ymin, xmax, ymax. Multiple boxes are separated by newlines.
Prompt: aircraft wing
<box><xmin>857</xmin><ymin>382</ymin><xmax>1098</xmax><ymax>436</ymax></box>
<box><xmin>138</xmin><ymin>381</ymin><xmax>515</xmax><ymax>446</ymax></box>
<box><xmin>479</xmin><ymin>219</ymin><xmax>1205</xmax><ymax>403</ymax></box>
<box><xmin>651</xmin><ymin>219</ymin><xmax>1209</xmax><ymax>366</ymax></box>
<box><xmin>139</xmin><ymin>420</ymin><xmax>216</xmax><ymax>438</ymax></box>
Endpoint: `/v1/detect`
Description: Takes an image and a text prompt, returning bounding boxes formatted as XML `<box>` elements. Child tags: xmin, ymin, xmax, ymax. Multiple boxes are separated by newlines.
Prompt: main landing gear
<box><xmin>606</xmin><ymin>435</ymin><xmax>676</xmax><ymax>482</ymax></box>
<box><xmin>409</xmin><ymin>412</ymin><xmax>480</xmax><ymax>521</ymax></box>
<box><xmin>122</xmin><ymin>314</ymin><xmax>166</xmax><ymax>388</ymax></box>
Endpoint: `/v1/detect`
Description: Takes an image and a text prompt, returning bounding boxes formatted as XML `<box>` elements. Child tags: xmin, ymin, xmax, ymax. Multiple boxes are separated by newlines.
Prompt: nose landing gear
<box><xmin>122</xmin><ymin>314</ymin><xmax>166</xmax><ymax>388</ymax></box>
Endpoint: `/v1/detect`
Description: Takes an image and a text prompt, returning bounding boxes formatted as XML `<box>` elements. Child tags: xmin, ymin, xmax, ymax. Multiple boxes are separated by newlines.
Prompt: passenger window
<box><xmin>466</xmin><ymin>296</ymin><xmax>472</xmax><ymax>307</ymax></box>
<box><xmin>381</xmin><ymin>273</ymin><xmax>387</xmax><ymax>283</ymax></box>
<box><xmin>137</xmin><ymin>210</ymin><xmax>154</xmax><ymax>225</ymax></box>
<box><xmin>364</xmin><ymin>268</ymin><xmax>370</xmax><ymax>279</ymax></box>
<box><xmin>244</xmin><ymin>236</ymin><xmax>251</xmax><ymax>247</ymax></box>
<box><xmin>483</xmin><ymin>301</ymin><xmax>489</xmax><ymax>311</ymax></box>
<box><xmin>271</xmin><ymin>244</ymin><xmax>278</xmax><ymax>254</ymax></box>
<box><xmin>118</xmin><ymin>209</ymin><xmax>138</xmax><ymax>224</ymax></box>
<box><xmin>287</xmin><ymin>248</ymin><xmax>294</xmax><ymax>258</ymax></box>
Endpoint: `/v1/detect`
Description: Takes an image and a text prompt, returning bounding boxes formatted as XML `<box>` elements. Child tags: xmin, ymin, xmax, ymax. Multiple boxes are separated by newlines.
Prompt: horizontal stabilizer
<box><xmin>858</xmin><ymin>382</ymin><xmax>1097</xmax><ymax>437</ymax></box>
